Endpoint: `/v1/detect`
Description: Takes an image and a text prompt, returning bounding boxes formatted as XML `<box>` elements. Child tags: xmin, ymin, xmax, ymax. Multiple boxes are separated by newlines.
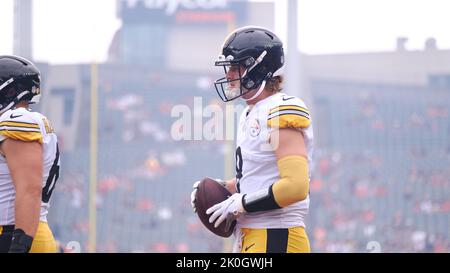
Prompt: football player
<box><xmin>0</xmin><ymin>55</ymin><xmax>60</xmax><ymax>253</ymax></box>
<box><xmin>191</xmin><ymin>27</ymin><xmax>313</xmax><ymax>253</ymax></box>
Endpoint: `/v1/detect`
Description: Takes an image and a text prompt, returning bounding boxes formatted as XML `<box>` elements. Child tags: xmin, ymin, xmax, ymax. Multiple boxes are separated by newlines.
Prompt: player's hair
<box><xmin>266</xmin><ymin>75</ymin><xmax>284</xmax><ymax>93</ymax></box>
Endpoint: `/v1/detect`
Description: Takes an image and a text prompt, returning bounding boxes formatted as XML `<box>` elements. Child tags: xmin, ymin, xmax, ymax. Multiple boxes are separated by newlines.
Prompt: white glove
<box><xmin>191</xmin><ymin>179</ymin><xmax>226</xmax><ymax>213</ymax></box>
<box><xmin>206</xmin><ymin>193</ymin><xmax>245</xmax><ymax>231</ymax></box>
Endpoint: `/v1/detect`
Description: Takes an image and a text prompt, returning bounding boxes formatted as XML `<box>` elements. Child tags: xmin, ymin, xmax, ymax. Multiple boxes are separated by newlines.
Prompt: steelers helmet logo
<box><xmin>249</xmin><ymin>119</ymin><xmax>261</xmax><ymax>137</ymax></box>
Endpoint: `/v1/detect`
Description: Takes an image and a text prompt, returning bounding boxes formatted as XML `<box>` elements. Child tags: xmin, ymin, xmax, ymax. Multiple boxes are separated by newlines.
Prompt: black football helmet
<box><xmin>0</xmin><ymin>55</ymin><xmax>41</xmax><ymax>115</ymax></box>
<box><xmin>214</xmin><ymin>26</ymin><xmax>284</xmax><ymax>102</ymax></box>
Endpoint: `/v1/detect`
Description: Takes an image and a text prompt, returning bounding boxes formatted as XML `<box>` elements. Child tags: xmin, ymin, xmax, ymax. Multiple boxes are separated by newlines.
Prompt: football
<box><xmin>194</xmin><ymin>177</ymin><xmax>236</xmax><ymax>238</ymax></box>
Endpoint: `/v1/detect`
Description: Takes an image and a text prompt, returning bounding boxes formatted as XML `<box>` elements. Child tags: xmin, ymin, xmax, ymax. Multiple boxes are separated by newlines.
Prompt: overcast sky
<box><xmin>0</xmin><ymin>0</ymin><xmax>449</xmax><ymax>64</ymax></box>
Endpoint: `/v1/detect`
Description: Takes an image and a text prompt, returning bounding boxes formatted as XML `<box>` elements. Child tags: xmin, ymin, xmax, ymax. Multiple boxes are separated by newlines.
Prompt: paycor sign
<box><xmin>123</xmin><ymin>0</ymin><xmax>228</xmax><ymax>15</ymax></box>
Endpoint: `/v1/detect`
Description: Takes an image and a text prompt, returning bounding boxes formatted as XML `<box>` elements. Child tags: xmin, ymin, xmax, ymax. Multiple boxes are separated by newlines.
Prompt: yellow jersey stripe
<box><xmin>268</xmin><ymin>110</ymin><xmax>310</xmax><ymax>121</ymax></box>
<box><xmin>0</xmin><ymin>130</ymin><xmax>43</xmax><ymax>143</ymax></box>
<box><xmin>0</xmin><ymin>121</ymin><xmax>40</xmax><ymax>129</ymax></box>
<box><xmin>267</xmin><ymin>113</ymin><xmax>311</xmax><ymax>129</ymax></box>
<box><xmin>269</xmin><ymin>105</ymin><xmax>309</xmax><ymax>115</ymax></box>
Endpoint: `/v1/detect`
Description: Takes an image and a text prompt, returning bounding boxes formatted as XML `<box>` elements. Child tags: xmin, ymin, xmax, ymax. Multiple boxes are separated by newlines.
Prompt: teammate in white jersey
<box><xmin>191</xmin><ymin>27</ymin><xmax>313</xmax><ymax>252</ymax></box>
<box><xmin>0</xmin><ymin>55</ymin><xmax>60</xmax><ymax>253</ymax></box>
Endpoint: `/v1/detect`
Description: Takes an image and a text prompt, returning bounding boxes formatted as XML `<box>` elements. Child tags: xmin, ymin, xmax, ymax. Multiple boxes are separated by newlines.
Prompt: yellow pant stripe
<box><xmin>287</xmin><ymin>226</ymin><xmax>311</xmax><ymax>253</ymax></box>
<box><xmin>241</xmin><ymin>228</ymin><xmax>267</xmax><ymax>253</ymax></box>
<box><xmin>30</xmin><ymin>222</ymin><xmax>57</xmax><ymax>253</ymax></box>
<box><xmin>241</xmin><ymin>226</ymin><xmax>310</xmax><ymax>253</ymax></box>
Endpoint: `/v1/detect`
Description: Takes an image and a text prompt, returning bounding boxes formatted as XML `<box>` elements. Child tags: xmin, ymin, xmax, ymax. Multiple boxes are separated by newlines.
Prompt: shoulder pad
<box><xmin>0</xmin><ymin>108</ymin><xmax>43</xmax><ymax>143</ymax></box>
<box><xmin>267</xmin><ymin>94</ymin><xmax>311</xmax><ymax>129</ymax></box>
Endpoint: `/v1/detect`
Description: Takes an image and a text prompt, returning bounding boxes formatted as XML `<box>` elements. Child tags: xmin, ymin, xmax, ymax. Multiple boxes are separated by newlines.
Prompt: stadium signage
<box><xmin>124</xmin><ymin>0</ymin><xmax>227</xmax><ymax>15</ymax></box>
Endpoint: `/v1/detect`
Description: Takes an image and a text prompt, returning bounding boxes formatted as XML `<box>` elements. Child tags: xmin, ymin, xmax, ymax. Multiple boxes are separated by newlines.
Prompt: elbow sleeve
<box><xmin>272</xmin><ymin>155</ymin><xmax>309</xmax><ymax>207</ymax></box>
<box><xmin>242</xmin><ymin>155</ymin><xmax>310</xmax><ymax>213</ymax></box>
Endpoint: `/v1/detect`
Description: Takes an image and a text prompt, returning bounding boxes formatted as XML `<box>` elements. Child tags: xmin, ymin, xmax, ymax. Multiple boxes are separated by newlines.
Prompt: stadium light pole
<box><xmin>222</xmin><ymin>18</ymin><xmax>237</xmax><ymax>254</ymax></box>
<box><xmin>224</xmin><ymin>18</ymin><xmax>237</xmax><ymax>198</ymax></box>
<box><xmin>285</xmin><ymin>0</ymin><xmax>302</xmax><ymax>98</ymax></box>
<box><xmin>286</xmin><ymin>0</ymin><xmax>312</xmax><ymax>106</ymax></box>
<box><xmin>88</xmin><ymin>61</ymin><xmax>98</xmax><ymax>253</ymax></box>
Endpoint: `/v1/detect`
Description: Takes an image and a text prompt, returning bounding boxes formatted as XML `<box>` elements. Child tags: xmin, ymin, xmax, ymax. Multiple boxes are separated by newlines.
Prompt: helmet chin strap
<box><xmin>243</xmin><ymin>80</ymin><xmax>266</xmax><ymax>102</ymax></box>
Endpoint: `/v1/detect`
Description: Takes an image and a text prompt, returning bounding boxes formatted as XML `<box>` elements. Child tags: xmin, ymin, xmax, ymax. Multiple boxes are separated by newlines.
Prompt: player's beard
<box><xmin>224</xmin><ymin>85</ymin><xmax>241</xmax><ymax>100</ymax></box>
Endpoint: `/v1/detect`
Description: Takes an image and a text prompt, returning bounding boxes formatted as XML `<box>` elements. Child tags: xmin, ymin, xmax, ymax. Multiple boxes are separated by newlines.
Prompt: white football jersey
<box><xmin>235</xmin><ymin>92</ymin><xmax>314</xmax><ymax>229</ymax></box>
<box><xmin>0</xmin><ymin>107</ymin><xmax>60</xmax><ymax>226</ymax></box>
